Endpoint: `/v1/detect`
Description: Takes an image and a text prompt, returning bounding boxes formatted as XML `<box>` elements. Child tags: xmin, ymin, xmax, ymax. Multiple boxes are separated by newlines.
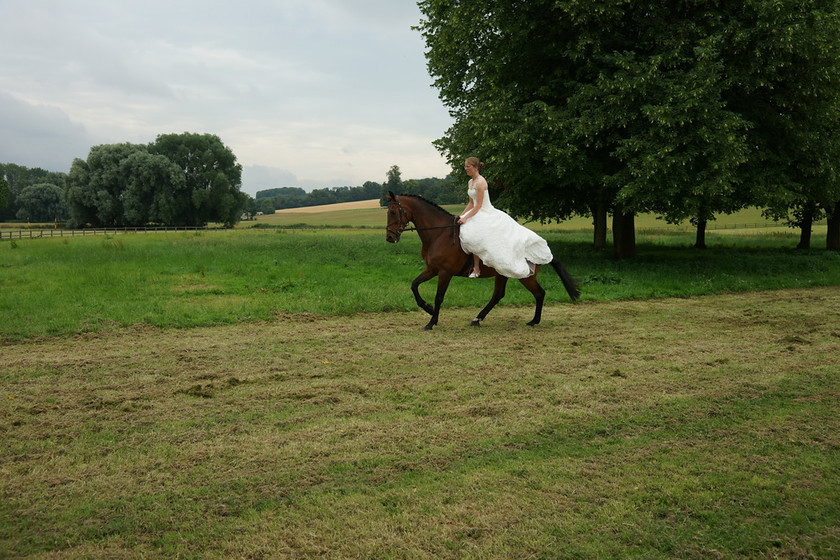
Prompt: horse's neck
<box><xmin>406</xmin><ymin>200</ymin><xmax>457</xmax><ymax>248</ymax></box>
<box><xmin>408</xmin><ymin>200</ymin><xmax>451</xmax><ymax>228</ymax></box>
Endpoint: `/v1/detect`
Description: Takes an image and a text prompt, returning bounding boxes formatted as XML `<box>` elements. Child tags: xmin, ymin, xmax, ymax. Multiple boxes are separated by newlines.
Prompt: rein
<box><xmin>402</xmin><ymin>223</ymin><xmax>458</xmax><ymax>232</ymax></box>
<box><xmin>388</xmin><ymin>196</ymin><xmax>460</xmax><ymax>238</ymax></box>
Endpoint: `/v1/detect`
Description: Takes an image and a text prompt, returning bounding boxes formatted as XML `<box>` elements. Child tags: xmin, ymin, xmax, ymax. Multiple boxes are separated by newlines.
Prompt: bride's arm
<box><xmin>459</xmin><ymin>183</ymin><xmax>486</xmax><ymax>222</ymax></box>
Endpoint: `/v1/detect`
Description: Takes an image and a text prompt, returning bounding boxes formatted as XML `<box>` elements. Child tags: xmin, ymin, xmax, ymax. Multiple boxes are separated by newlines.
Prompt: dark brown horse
<box><xmin>385</xmin><ymin>192</ymin><xmax>580</xmax><ymax>330</ymax></box>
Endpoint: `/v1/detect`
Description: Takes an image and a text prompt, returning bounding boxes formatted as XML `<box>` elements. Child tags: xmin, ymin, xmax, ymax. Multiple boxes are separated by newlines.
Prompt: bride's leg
<box><xmin>470</xmin><ymin>255</ymin><xmax>481</xmax><ymax>277</ymax></box>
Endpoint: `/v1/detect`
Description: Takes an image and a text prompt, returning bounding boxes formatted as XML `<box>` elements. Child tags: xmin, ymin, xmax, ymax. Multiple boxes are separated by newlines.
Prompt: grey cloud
<box><xmin>0</xmin><ymin>92</ymin><xmax>93</xmax><ymax>171</ymax></box>
<box><xmin>0</xmin><ymin>0</ymin><xmax>452</xmax><ymax>186</ymax></box>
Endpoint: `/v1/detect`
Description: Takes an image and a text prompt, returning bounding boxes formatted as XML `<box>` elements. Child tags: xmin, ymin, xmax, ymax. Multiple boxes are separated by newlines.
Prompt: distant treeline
<box><xmin>253</xmin><ymin>176</ymin><xmax>463</xmax><ymax>213</ymax></box>
<box><xmin>0</xmin><ymin>163</ymin><xmax>67</xmax><ymax>222</ymax></box>
<box><xmin>1</xmin><ymin>159</ymin><xmax>466</xmax><ymax>224</ymax></box>
<box><xmin>255</xmin><ymin>183</ymin><xmax>381</xmax><ymax>211</ymax></box>
<box><xmin>2</xmin><ymin>133</ymin><xmax>247</xmax><ymax>227</ymax></box>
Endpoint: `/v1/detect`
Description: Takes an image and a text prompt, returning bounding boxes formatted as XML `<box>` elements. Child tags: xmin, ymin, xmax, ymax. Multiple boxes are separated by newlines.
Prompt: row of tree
<box><xmin>1</xmin><ymin>155</ymin><xmax>453</xmax><ymax>227</ymax></box>
<box><xmin>1</xmin><ymin>134</ymin><xmax>248</xmax><ymax>227</ymax></box>
<box><xmin>250</xmin><ymin>167</ymin><xmax>462</xmax><ymax>215</ymax></box>
<box><xmin>254</xmin><ymin>183</ymin><xmax>383</xmax><ymax>213</ymax></box>
<box><xmin>382</xmin><ymin>165</ymin><xmax>464</xmax><ymax>205</ymax></box>
<box><xmin>64</xmin><ymin>133</ymin><xmax>247</xmax><ymax>228</ymax></box>
<box><xmin>418</xmin><ymin>0</ymin><xmax>840</xmax><ymax>254</ymax></box>
<box><xmin>0</xmin><ymin>164</ymin><xmax>68</xmax><ymax>222</ymax></box>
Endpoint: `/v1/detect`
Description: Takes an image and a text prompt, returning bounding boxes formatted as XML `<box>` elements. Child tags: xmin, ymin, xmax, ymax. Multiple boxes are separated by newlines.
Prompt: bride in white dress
<box><xmin>457</xmin><ymin>157</ymin><xmax>554</xmax><ymax>279</ymax></box>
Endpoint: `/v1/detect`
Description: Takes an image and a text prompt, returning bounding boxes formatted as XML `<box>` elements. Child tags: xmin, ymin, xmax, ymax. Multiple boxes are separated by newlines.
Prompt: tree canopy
<box><xmin>65</xmin><ymin>133</ymin><xmax>246</xmax><ymax>228</ymax></box>
<box><xmin>149</xmin><ymin>133</ymin><xmax>245</xmax><ymax>227</ymax></box>
<box><xmin>15</xmin><ymin>183</ymin><xmax>66</xmax><ymax>222</ymax></box>
<box><xmin>418</xmin><ymin>0</ymin><xmax>840</xmax><ymax>254</ymax></box>
<box><xmin>0</xmin><ymin>176</ymin><xmax>9</xmax><ymax>210</ymax></box>
<box><xmin>0</xmin><ymin>164</ymin><xmax>67</xmax><ymax>222</ymax></box>
<box><xmin>254</xmin><ymin>174</ymin><xmax>459</xmax><ymax>211</ymax></box>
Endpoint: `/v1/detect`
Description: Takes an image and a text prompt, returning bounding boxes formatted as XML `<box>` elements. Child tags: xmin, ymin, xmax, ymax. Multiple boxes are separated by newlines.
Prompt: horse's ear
<box><xmin>388</xmin><ymin>191</ymin><xmax>396</xmax><ymax>200</ymax></box>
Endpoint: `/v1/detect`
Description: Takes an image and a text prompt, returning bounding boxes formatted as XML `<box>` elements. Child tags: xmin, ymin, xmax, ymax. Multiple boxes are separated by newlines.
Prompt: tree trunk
<box><xmin>797</xmin><ymin>209</ymin><xmax>813</xmax><ymax>250</ymax></box>
<box><xmin>612</xmin><ymin>211</ymin><xmax>636</xmax><ymax>259</ymax></box>
<box><xmin>591</xmin><ymin>201</ymin><xmax>608</xmax><ymax>251</ymax></box>
<box><xmin>694</xmin><ymin>218</ymin><xmax>707</xmax><ymax>250</ymax></box>
<box><xmin>827</xmin><ymin>202</ymin><xmax>840</xmax><ymax>251</ymax></box>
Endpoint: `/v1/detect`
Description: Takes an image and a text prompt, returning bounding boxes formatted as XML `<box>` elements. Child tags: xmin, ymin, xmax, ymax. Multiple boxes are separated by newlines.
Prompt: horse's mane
<box><xmin>397</xmin><ymin>194</ymin><xmax>454</xmax><ymax>217</ymax></box>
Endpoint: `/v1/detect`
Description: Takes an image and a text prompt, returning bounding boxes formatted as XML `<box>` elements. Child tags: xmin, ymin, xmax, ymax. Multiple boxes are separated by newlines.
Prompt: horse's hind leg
<box><xmin>519</xmin><ymin>275</ymin><xmax>546</xmax><ymax>326</ymax></box>
<box><xmin>471</xmin><ymin>276</ymin><xmax>508</xmax><ymax>326</ymax></box>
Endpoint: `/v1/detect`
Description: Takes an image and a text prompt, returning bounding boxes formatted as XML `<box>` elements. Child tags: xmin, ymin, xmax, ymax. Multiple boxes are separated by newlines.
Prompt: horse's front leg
<box><xmin>411</xmin><ymin>268</ymin><xmax>437</xmax><ymax>316</ymax></box>
<box><xmin>471</xmin><ymin>276</ymin><xmax>509</xmax><ymax>327</ymax></box>
<box><xmin>424</xmin><ymin>273</ymin><xmax>454</xmax><ymax>330</ymax></box>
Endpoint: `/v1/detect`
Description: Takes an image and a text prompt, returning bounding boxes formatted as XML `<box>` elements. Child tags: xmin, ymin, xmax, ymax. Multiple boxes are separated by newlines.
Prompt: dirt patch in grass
<box><xmin>2</xmin><ymin>288</ymin><xmax>839</xmax><ymax>558</ymax></box>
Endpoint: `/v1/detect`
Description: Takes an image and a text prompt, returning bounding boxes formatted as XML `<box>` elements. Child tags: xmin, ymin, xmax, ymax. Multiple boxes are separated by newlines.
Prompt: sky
<box><xmin>0</xmin><ymin>0</ymin><xmax>454</xmax><ymax>196</ymax></box>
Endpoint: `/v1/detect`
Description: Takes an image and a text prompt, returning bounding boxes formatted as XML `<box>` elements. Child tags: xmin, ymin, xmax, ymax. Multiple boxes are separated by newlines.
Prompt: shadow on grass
<box><xmin>549</xmin><ymin>235</ymin><xmax>840</xmax><ymax>301</ymax></box>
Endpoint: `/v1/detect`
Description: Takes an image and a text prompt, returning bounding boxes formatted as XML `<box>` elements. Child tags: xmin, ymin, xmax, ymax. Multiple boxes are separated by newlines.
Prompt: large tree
<box><xmin>418</xmin><ymin>0</ymin><xmax>840</xmax><ymax>256</ymax></box>
<box><xmin>121</xmin><ymin>151</ymin><xmax>185</xmax><ymax>226</ymax></box>
<box><xmin>149</xmin><ymin>133</ymin><xmax>246</xmax><ymax>227</ymax></box>
<box><xmin>65</xmin><ymin>143</ymin><xmax>147</xmax><ymax>227</ymax></box>
<box><xmin>15</xmin><ymin>183</ymin><xmax>66</xmax><ymax>222</ymax></box>
<box><xmin>1</xmin><ymin>163</ymin><xmax>67</xmax><ymax>221</ymax></box>
<box><xmin>726</xmin><ymin>0</ymin><xmax>840</xmax><ymax>250</ymax></box>
<box><xmin>65</xmin><ymin>133</ymin><xmax>247</xmax><ymax>227</ymax></box>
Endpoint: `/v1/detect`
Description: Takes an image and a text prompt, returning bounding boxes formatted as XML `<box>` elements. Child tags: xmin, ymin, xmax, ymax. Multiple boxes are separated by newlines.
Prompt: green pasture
<box><xmin>0</xmin><ymin>223</ymin><xmax>837</xmax><ymax>341</ymax></box>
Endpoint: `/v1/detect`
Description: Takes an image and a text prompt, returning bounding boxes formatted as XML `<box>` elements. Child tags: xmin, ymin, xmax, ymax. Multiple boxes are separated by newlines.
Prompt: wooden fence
<box><xmin>0</xmin><ymin>226</ymin><xmax>215</xmax><ymax>240</ymax></box>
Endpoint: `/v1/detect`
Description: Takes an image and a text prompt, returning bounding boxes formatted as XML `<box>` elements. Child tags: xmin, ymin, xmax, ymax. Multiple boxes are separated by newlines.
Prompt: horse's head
<box><xmin>385</xmin><ymin>191</ymin><xmax>409</xmax><ymax>243</ymax></box>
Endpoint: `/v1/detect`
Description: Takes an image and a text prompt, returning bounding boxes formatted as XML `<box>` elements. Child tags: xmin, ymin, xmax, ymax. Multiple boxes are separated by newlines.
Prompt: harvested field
<box><xmin>2</xmin><ymin>287</ymin><xmax>839</xmax><ymax>558</ymax></box>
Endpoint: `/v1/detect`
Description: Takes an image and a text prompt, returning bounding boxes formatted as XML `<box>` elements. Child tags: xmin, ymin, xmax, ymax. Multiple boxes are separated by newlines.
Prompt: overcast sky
<box><xmin>0</xmin><ymin>0</ymin><xmax>454</xmax><ymax>195</ymax></box>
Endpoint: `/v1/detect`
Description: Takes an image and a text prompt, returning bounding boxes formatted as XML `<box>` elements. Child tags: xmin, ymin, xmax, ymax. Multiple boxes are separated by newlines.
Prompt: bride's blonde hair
<box><xmin>465</xmin><ymin>157</ymin><xmax>484</xmax><ymax>171</ymax></box>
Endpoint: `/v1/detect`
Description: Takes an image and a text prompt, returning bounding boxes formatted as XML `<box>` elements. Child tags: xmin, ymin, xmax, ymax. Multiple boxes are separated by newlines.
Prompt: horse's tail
<box><xmin>549</xmin><ymin>258</ymin><xmax>581</xmax><ymax>302</ymax></box>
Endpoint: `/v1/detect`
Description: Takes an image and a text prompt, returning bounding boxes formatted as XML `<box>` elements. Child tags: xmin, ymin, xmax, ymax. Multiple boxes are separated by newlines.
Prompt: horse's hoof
<box><xmin>423</xmin><ymin>322</ymin><xmax>436</xmax><ymax>331</ymax></box>
<box><xmin>469</xmin><ymin>320</ymin><xmax>481</xmax><ymax>327</ymax></box>
<box><xmin>526</xmin><ymin>321</ymin><xmax>539</xmax><ymax>327</ymax></box>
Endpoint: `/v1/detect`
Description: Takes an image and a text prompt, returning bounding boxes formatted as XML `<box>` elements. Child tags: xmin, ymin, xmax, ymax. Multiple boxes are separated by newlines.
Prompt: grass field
<box><xmin>1</xmin><ymin>226</ymin><xmax>838</xmax><ymax>341</ymax></box>
<box><xmin>1</xmin><ymin>204</ymin><xmax>839</xmax><ymax>558</ymax></box>
<box><xmin>3</xmin><ymin>289</ymin><xmax>838</xmax><ymax>558</ymax></box>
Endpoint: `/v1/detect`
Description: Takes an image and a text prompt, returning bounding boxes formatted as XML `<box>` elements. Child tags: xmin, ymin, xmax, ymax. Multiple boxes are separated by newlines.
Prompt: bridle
<box><xmin>386</xmin><ymin>197</ymin><xmax>409</xmax><ymax>239</ymax></box>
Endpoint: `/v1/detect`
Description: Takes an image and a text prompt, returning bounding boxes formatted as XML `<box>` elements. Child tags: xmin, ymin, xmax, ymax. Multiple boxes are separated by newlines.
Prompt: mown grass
<box><xmin>1</xmin><ymin>226</ymin><xmax>838</xmax><ymax>341</ymax></box>
<box><xmin>2</xmin><ymin>289</ymin><xmax>838</xmax><ymax>558</ymax></box>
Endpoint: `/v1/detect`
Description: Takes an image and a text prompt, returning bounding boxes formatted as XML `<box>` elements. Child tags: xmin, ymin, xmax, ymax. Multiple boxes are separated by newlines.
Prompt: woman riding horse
<box><xmin>386</xmin><ymin>192</ymin><xmax>579</xmax><ymax>330</ymax></box>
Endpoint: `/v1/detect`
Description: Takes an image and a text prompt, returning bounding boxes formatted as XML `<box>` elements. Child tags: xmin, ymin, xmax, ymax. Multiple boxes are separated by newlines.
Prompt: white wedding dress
<box><xmin>459</xmin><ymin>183</ymin><xmax>553</xmax><ymax>278</ymax></box>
